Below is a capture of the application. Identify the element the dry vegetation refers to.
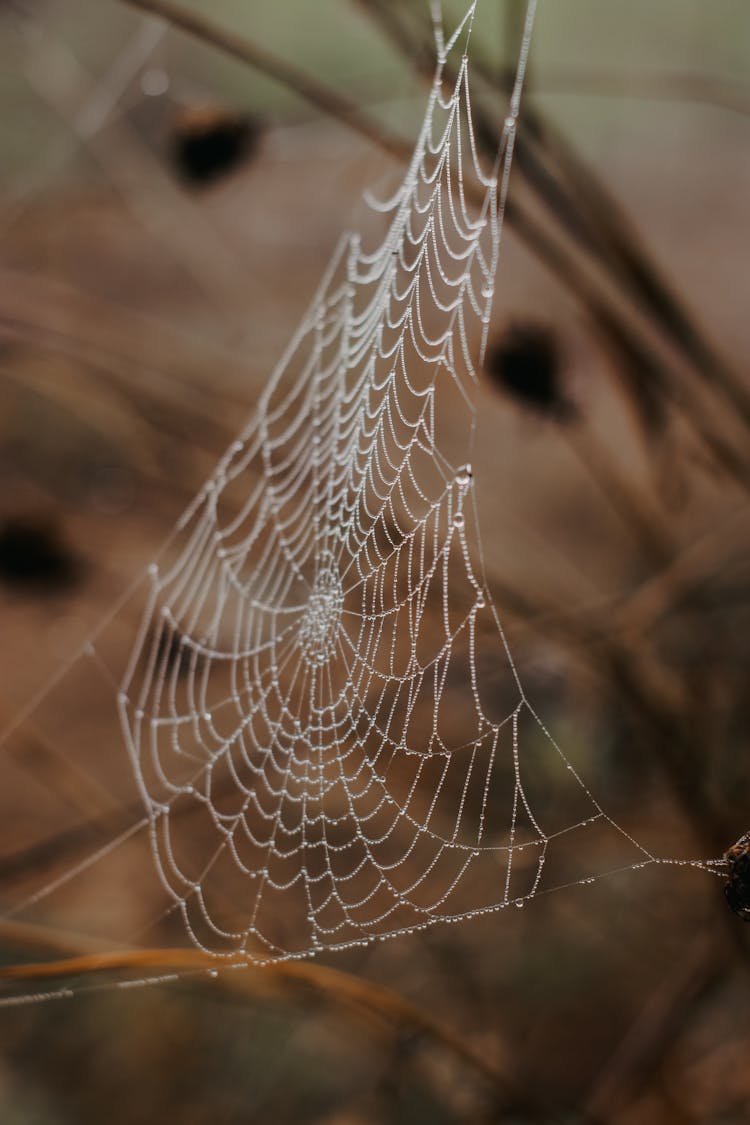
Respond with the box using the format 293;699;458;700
0;1;749;1122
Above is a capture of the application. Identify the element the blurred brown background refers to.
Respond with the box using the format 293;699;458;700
1;1;750;1122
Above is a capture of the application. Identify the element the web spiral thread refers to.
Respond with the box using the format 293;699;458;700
116;2;649;963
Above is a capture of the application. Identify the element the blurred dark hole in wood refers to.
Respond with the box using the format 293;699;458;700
170;104;262;187
0;514;81;594
485;321;577;423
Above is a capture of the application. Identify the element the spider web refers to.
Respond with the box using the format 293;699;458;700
0;0;657;981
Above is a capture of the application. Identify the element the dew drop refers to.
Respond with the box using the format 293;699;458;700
456;464;473;488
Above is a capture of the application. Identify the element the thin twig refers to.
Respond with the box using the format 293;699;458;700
0;939;553;1118
117;0;414;165
515;103;750;435
356;0;750;481
112;0;750;493
431;5;750;438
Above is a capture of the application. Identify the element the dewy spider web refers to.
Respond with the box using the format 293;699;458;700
0;0;664;988
117;0;655;960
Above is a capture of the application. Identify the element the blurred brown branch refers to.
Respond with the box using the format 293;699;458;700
355;0;750;487
108;0;750;497
0;934;564;1121
117;0;414;165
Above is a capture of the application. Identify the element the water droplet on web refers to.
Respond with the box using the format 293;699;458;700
453;512;465;529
